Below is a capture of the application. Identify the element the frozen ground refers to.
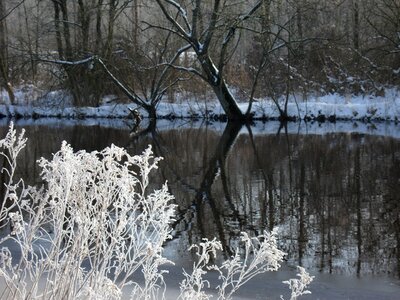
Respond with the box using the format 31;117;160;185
1;85;400;121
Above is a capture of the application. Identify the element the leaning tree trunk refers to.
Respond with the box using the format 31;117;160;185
211;80;244;120
199;54;244;120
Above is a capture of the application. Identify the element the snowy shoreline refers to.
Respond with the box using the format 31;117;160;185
1;85;400;138
1;86;400;122
1;116;400;140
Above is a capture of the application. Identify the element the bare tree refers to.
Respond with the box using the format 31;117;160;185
246;0;304;120
365;0;400;72
152;0;265;120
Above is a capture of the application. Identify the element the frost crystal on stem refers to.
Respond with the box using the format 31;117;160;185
281;266;314;300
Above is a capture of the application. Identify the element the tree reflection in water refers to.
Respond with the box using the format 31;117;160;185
2;121;400;278
144;123;400;278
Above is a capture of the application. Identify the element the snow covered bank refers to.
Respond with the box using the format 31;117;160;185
246;90;400;121
1;85;400;121
0;102;133;119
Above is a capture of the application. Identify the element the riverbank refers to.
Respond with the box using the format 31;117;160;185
1;86;399;122
1;117;400;140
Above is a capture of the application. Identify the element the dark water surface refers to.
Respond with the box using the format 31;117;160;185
1;119;400;299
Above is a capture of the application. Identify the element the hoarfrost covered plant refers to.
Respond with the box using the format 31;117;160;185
216;231;286;300
281;267;315;300
0;123;27;227
179;230;288;300
0;123;175;299
179;238;222;300
0;124;314;300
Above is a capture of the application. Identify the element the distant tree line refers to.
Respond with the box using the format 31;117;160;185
0;0;399;119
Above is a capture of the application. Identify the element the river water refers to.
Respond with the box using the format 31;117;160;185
1;118;400;299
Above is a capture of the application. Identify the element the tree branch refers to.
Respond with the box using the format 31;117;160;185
39;56;147;108
154;0;191;41
0;0;25;22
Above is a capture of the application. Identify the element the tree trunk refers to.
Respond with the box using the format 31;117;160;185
144;103;157;120
105;0;116;58
296;1;304;57
132;0;139;52
353;0;360;50
199;54;244;120
60;0;73;60
58;0;83;106
0;0;15;104
211;80;244;120
23;1;36;80
261;0;271;50
78;0;91;52
53;0;64;58
95;0;103;53
0;57;15;104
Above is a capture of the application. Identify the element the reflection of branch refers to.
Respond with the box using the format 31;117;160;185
246;124;276;231
153;122;243;255
125;118;157;146
149;131;200;241
219;157;246;228
192;122;242;255
194;122;242;201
